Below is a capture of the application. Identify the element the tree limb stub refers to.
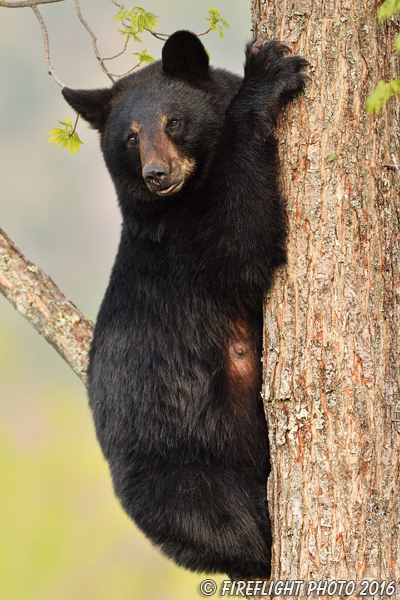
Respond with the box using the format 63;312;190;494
0;228;93;385
1;0;65;7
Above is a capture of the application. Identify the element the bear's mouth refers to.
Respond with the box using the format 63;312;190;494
157;179;184;196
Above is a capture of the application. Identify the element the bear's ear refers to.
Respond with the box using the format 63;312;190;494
62;87;114;132
162;30;209;79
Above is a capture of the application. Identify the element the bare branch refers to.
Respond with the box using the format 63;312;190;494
0;228;93;385
74;0;115;83
110;0;124;9
1;0;65;7
74;0;145;80
31;4;64;87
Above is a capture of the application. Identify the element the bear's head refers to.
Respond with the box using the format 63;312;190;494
62;31;240;206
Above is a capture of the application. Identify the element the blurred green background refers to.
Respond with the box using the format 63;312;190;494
0;1;251;599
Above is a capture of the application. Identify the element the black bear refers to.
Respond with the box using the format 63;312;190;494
62;31;307;579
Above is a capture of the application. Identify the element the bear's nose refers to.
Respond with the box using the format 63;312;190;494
143;164;170;187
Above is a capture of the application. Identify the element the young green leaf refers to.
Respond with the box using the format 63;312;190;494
132;49;156;65
47;118;83;156
366;79;400;115
395;33;400;53
113;6;159;42
112;9;129;23
118;29;142;43
58;117;73;129
205;7;229;39
135;8;159;32
65;132;83;156
377;0;400;21
48;127;69;147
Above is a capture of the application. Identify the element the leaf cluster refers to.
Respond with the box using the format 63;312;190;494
112;6;159;64
131;49;156;65
113;6;159;45
47;118;83;156
206;7;229;40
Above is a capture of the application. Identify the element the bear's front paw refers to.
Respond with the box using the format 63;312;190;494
244;40;309;87
244;39;290;79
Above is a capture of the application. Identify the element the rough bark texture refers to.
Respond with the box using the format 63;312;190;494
0;228;93;384
251;0;400;591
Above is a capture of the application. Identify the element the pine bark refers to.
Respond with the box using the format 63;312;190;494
251;0;400;590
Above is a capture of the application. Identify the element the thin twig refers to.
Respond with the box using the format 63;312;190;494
103;63;141;78
103;37;129;62
110;0;124;8
392;154;400;179
196;27;212;36
31;5;64;87
145;26;213;41
145;28;169;40
1;0;65;7
74;0;115;83
69;114;79;137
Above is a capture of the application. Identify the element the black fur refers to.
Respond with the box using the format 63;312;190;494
62;31;308;578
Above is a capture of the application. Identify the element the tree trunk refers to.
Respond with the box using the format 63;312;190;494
252;0;400;590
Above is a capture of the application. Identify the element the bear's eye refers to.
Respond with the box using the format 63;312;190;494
127;134;138;147
168;118;180;129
